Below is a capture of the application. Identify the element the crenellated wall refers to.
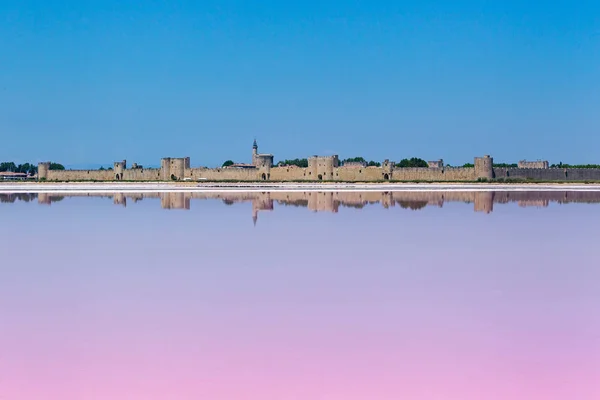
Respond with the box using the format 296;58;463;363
123;168;162;181
188;167;259;181
493;168;600;181
36;148;600;182
390;167;476;181
46;169;114;181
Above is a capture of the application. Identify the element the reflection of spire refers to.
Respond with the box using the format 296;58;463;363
253;213;258;227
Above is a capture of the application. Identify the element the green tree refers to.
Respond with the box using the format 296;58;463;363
342;157;367;164
462;163;475;168
1;162;37;174
397;158;428;168
49;162;65;170
222;160;235;167
549;163;600;169
341;157;381;167
278;158;309;168
0;162;17;172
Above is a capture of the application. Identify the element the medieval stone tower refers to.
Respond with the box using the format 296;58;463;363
114;160;126;180
308;155;339;181
252;140;274;180
161;157;190;180
474;155;494;180
37;162;50;180
382;159;395;180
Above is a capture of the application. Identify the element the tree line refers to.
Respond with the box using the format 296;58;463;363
220;158;600;170
0;162;65;174
550;162;600;169
273;157;430;168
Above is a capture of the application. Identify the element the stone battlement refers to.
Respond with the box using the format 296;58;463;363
36;142;600;183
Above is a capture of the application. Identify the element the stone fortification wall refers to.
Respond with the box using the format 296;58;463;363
123;168;162;181
493;168;600;181
269;166;309;181
46;169;114;181
390;167;476;181
518;160;549;169
37;151;600;182
44;168;162;181
188;167;259;181
336;166;382;181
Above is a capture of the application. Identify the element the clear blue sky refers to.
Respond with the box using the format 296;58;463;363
1;0;599;167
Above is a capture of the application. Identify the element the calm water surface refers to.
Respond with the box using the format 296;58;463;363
1;191;599;400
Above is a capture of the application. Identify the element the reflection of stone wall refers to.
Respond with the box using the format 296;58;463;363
14;191;600;225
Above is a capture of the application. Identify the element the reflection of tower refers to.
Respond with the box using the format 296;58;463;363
113;193;126;207
38;193;51;205
308;192;338;212
381;191;395;208
160;192;191;209
474;192;494;214
251;193;274;226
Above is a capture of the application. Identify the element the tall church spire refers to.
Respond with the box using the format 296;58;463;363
252;139;258;149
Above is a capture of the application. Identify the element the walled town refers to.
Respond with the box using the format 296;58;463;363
33;140;600;183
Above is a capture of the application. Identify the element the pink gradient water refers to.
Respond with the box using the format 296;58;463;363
1;193;599;400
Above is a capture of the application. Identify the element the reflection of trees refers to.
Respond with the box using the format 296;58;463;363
397;200;428;210
277;199;309;207
0;193;38;203
342;203;365;209
222;199;235;205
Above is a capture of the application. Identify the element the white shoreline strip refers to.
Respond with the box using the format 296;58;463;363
2;183;600;193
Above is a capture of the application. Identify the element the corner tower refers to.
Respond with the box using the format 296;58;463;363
474;155;494;180
37;162;50;180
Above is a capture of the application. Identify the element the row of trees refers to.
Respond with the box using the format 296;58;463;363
275;157;429;168
0;162;65;174
222;158;600;170
550;162;600;169
278;158;309;168
396;158;428;168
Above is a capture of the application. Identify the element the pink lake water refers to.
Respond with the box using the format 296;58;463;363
0;191;599;400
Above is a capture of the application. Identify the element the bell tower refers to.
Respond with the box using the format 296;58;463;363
252;139;258;166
